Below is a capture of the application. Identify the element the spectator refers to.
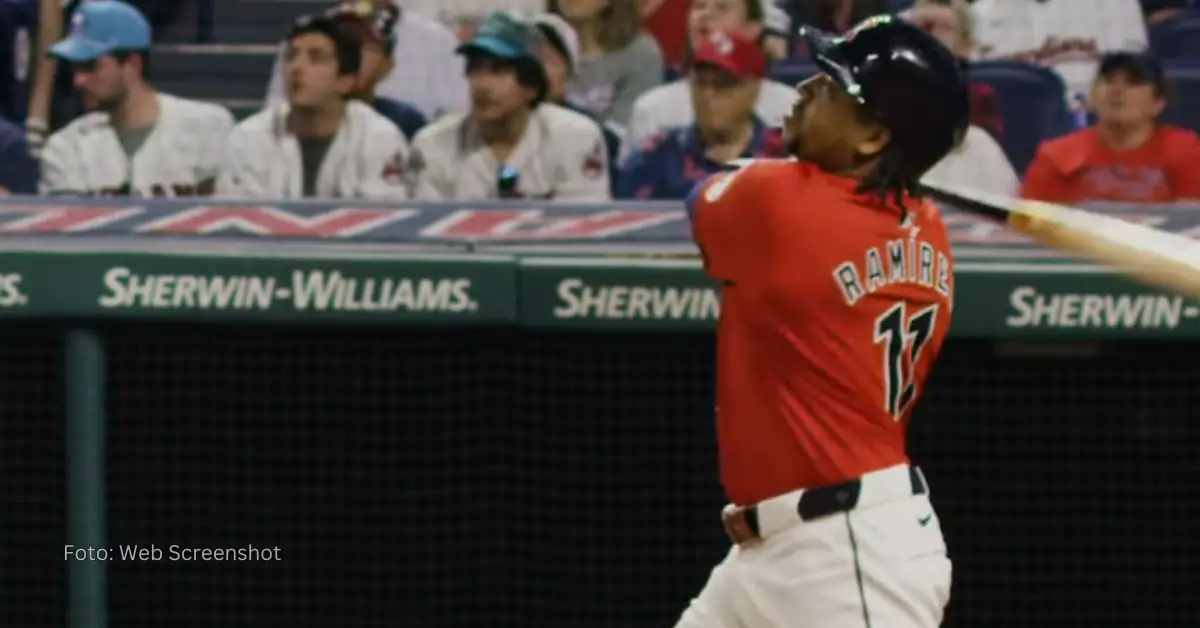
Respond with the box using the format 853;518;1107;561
922;125;1019;196
1021;52;1200;203
218;13;410;199
409;11;610;200
971;0;1148;95
266;1;468;120
329;1;427;141
617;29;783;199
531;12;623;193
0;116;37;194
550;0;664;132
904;0;1004;142
38;0;234;197
625;0;795;158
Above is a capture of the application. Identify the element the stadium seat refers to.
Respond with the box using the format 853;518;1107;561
1149;11;1200;59
149;44;277;102
768;60;817;88
1162;61;1200;134
966;60;1072;173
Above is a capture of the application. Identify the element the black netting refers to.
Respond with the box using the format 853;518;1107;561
98;325;1199;628
0;324;66;628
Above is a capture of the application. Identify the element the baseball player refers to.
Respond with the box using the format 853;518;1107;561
616;29;783;200
409;11;610;201
38;0;235;197
680;15;968;628
217;13;410;200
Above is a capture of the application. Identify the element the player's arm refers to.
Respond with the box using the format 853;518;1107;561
214;125;272;199
26;0;63;155
356;120;411;200
686;163;770;281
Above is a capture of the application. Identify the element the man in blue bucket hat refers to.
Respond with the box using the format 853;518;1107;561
408;11;611;200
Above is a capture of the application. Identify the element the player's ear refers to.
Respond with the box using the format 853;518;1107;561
853;124;891;162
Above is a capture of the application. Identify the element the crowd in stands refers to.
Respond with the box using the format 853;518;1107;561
0;0;1197;203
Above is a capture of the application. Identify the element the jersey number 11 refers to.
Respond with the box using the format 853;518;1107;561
873;302;938;420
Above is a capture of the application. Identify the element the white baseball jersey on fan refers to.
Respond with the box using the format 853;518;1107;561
972;0;1147;94
39;93;234;196
216;100;411;199
922;125;1019;197
622;78;795;160
265;8;469;119
409;103;611;200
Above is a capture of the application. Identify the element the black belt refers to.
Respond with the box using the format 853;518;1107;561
740;466;928;539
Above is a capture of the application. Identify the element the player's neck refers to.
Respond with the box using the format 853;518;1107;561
478;109;532;158
108;86;158;131
1096;121;1155;151
699;119;755;163
288;101;346;138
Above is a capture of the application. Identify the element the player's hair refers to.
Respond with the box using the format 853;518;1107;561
547;0;642;51
110;49;151;75
288;14;363;77
514;57;549;108
855;143;920;222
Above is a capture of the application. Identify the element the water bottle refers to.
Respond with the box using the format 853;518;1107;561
497;165;520;198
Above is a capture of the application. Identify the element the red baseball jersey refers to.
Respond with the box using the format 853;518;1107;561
688;159;954;505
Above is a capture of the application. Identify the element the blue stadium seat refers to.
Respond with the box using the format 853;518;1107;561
966;60;1072;173
1162;60;1200;133
768;60;817;88
1149;11;1200;59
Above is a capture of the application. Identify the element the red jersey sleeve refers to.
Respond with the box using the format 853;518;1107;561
687;164;775;282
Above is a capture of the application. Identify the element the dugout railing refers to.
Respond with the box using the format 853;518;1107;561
1;242;1197;628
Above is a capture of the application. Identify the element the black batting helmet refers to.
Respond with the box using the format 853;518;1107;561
802;15;970;181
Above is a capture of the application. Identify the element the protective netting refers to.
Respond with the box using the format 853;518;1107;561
0;325;65;628
15;322;1200;628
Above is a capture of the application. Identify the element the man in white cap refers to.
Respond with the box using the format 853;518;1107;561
38;0;234;196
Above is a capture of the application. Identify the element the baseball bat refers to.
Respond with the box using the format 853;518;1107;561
919;183;1200;298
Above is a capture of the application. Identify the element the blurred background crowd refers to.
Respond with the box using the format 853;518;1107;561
0;0;1196;203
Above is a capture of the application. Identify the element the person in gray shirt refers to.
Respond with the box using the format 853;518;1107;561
550;0;665;134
